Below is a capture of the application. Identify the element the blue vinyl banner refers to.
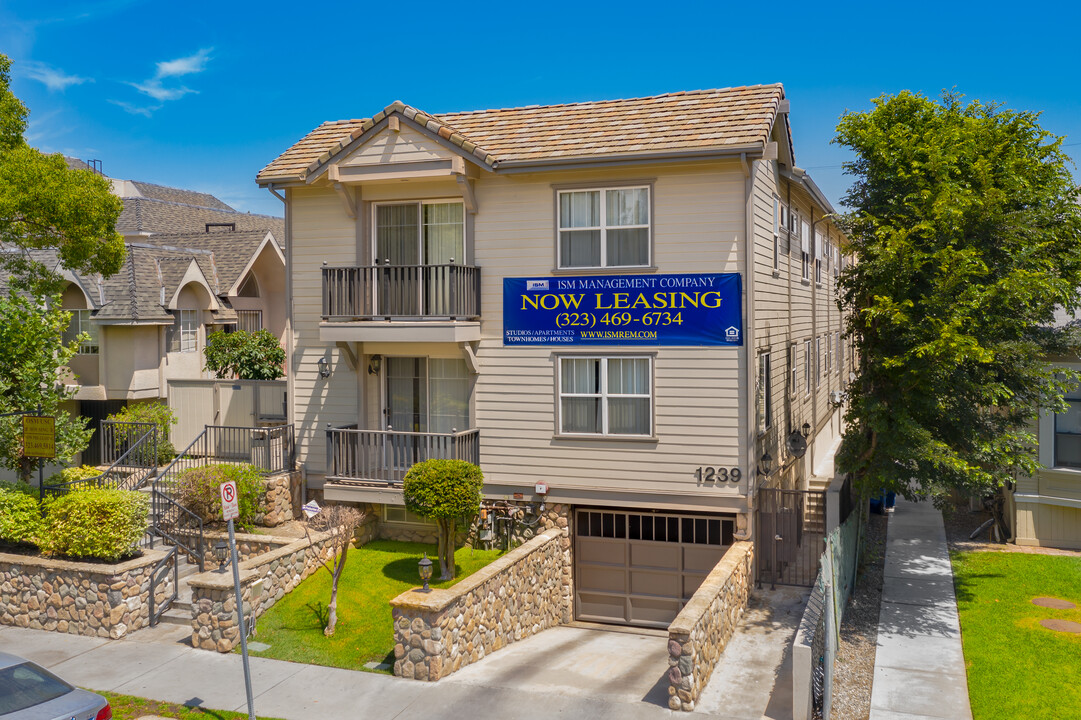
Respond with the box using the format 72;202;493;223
503;272;743;346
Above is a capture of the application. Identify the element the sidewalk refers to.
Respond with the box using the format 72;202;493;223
869;497;973;720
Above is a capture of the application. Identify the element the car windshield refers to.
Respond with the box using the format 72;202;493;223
0;661;73;714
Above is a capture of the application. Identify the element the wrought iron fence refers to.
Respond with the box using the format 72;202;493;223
756;487;827;588
43;422;158;495
322;264;481;320
326;424;480;485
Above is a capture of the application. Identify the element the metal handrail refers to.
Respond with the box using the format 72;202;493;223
148;487;205;571
322;263;481;320
43;425;158;495
326;425;479;485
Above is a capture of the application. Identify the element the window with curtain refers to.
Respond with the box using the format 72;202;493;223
375;201;464;265
804;339;812;396
63;309;99;354
757;352;772;434
237;310;262;333
559;356;651;436
1055;386;1081;468
428;358;471;433
557;187;650;268
384;356;471;434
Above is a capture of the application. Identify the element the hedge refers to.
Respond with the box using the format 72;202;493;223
38;488;149;562
177;463;266;530
44;465;103;488
0;481;43;546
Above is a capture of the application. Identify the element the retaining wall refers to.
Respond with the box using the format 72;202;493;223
0;549;173;639
666;541;754;712
389;527;568;681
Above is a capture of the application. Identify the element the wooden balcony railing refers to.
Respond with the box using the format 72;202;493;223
326;425;480;485
322;264;481;320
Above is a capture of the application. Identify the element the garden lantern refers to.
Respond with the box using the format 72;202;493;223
758;451;773;477
417;553;433;593
214;541;229;573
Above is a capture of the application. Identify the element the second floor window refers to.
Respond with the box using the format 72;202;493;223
800;218;811;281
169;309;199;353
559;356;651;436
558;187;650;269
375;201;464;266
757;352;772;433
236;310;262;333
804;339;812;396
64;309;99;355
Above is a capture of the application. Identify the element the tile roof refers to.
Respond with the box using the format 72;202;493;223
257;85;786;183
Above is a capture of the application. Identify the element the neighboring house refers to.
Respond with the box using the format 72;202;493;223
257;85;850;628
1009;311;1081;549
4;163;286;466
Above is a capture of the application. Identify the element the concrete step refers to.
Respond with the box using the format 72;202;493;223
156;607;191;627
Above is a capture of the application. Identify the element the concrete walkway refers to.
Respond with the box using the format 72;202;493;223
0;587;803;720
869;497;973;720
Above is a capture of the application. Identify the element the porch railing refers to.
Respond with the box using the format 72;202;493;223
156;424;296;488
322;264;481;320
326;424;480;485
43;421;158;495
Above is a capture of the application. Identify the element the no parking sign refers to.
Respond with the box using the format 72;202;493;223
220;481;239;521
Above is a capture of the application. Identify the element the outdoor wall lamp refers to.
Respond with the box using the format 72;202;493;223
417;553;433;593
317;356;331;379
757;451;773;477
801;422;812;438
367;354;382;376
214;541;229;573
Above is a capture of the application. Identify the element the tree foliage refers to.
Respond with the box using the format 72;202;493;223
107;401;178;465
834;91;1081;507
403;459;483;580
0;55;125;293
0;291;92;480
203;329;285;380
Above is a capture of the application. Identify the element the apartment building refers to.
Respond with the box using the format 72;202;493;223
258;85;849;627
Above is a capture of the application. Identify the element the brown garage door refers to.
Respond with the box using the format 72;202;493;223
574;508;735;628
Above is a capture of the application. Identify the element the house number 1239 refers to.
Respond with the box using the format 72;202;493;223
694;467;741;483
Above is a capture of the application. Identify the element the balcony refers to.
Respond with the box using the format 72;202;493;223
320;264;481;343
325;425;480;486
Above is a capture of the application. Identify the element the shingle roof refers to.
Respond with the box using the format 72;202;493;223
257;85;786;183
126;181;233;210
116;198;284;238
139;229;280;293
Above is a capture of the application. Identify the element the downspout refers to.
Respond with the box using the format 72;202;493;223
737;151;756;542
266;183;285;204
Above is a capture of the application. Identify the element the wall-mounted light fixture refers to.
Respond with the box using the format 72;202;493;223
757;451;773;477
829;390;846;408
367;354;382;376
317;356;331;379
801;422;812;439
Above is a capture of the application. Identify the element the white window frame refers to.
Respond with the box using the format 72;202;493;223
236;309;262;333
371;198;467;265
557;355;653;437
804;339;812;396
799;217;811;282
556;186;652;269
757;351;772;434
772;196;781;273
816;336;823;386
178;309;198;353
789;343;798;398
68;309;99;355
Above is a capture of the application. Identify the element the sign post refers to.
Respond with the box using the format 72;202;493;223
23;410;54;499
221;480;255;720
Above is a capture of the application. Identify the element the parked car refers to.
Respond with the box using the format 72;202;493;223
0;651;111;720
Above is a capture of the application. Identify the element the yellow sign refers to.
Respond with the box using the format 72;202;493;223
23;416;56;459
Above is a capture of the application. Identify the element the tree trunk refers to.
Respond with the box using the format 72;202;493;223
438;518;456;580
325;542;349;636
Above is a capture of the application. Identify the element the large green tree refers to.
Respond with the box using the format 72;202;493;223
203;329;286;380
0;55;125;294
834;91;1081;517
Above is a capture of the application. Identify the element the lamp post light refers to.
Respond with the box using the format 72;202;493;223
214;541;229;573
417;553;433;593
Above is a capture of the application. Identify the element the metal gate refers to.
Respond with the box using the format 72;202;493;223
756;488;826;587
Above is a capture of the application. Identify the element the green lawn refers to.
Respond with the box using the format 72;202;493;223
100;691;283;720
952;551;1081;719
246;539;502;672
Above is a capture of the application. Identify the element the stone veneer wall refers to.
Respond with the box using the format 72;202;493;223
258;470;301;527
0;549;173;639
200;532;291;568
188;527;339;652
666;541;754;712
389;527;567;681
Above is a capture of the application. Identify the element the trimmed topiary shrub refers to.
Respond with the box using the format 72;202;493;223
403;459;483;580
177;463;266;530
0;481;43;546
38;488;148;562
44;465;102;488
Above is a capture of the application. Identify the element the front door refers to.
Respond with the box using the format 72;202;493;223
383;357;471;472
374;202;465;316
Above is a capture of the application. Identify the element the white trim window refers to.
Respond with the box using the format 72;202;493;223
839;333;845;373
557;187;650;268
1055;386;1081;468
772;196;782;272
816;336;823;386
236;310;262;333
64;309;99;355
800;217;811;281
789;343;798;398
825;333;833;375
815;231;824;285
804;339;812;396
169;309;199;353
559;356;651;436
757;352;772;434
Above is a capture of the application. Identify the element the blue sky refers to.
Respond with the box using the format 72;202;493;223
2;0;1079;218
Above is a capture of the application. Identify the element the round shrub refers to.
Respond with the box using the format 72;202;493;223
44;465;102;488
38;488;148;562
0;481;43;546
403;459;484;522
177;463;266;530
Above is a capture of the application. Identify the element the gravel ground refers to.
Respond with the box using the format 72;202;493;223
830;511;888;720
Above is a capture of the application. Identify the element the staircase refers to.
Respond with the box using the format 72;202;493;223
154;552;201;627
805;475;830;533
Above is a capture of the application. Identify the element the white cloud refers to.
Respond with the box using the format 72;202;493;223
22;61;92;92
154;48;212;79
128;79;195;102
109;99;159;118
